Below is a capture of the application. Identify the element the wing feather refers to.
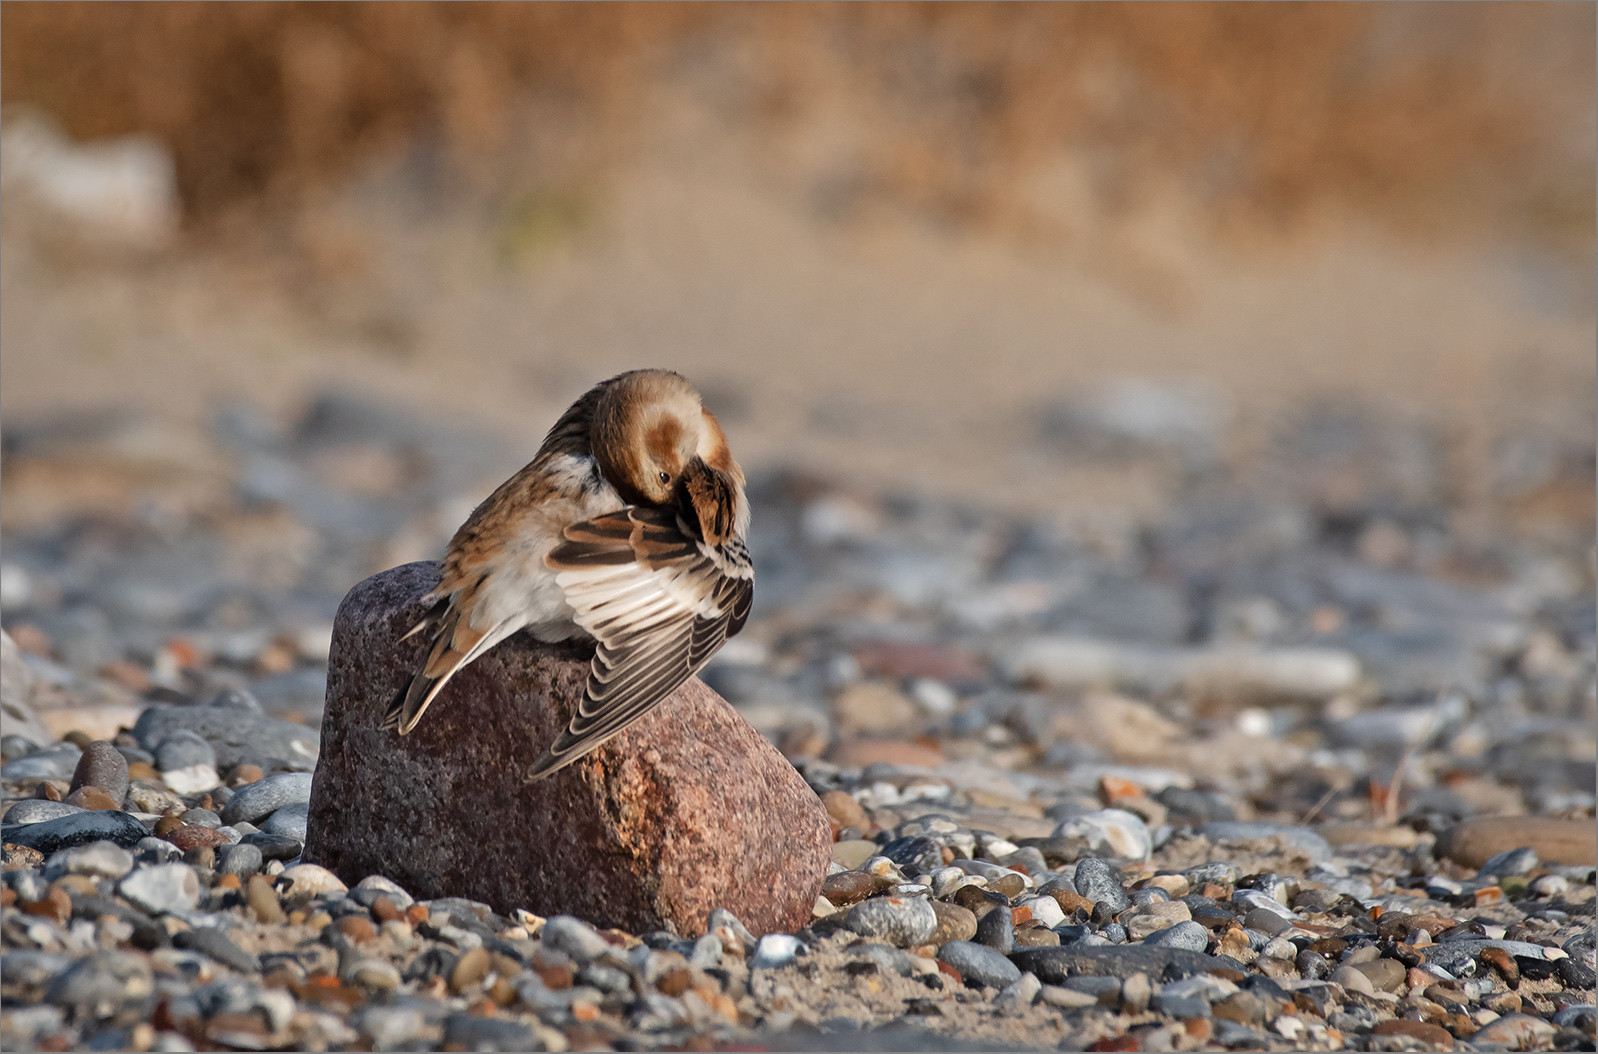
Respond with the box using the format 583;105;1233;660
524;505;752;781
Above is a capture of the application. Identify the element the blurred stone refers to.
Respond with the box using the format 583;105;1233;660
1437;816;1596;869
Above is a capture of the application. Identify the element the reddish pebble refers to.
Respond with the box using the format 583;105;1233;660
63;787;120;811
166;824;230;851
371;896;403;923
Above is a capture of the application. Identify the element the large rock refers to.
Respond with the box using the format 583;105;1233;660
302;562;831;938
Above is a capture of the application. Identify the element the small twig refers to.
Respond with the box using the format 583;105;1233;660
1298;782;1343;828
1382;689;1448;827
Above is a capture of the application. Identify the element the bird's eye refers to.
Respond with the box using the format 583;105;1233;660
658;471;670;484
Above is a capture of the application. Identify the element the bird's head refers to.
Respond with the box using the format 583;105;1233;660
592;369;748;544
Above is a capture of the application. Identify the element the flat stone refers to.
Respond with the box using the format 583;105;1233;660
1011;945;1235;983
3;800;84;825
220;772;314;826
1436;816;1597;869
240;832;302;860
1;809;150;853
154;730;215;772
1329;964;1375;995
173;927;260;973
118;862;201;915
69;741;129;803
938;940;1021;989
1373;1020;1455;1049
1472;1013;1556;1049
301;562;832;937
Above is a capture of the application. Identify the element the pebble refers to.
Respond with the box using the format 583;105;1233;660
353;874;414;908
541;915;613;963
246;874;286;924
1478;845;1539;878
1072;858;1130;912
172;927;260;973
216;842;264;877
44;951;154;1014
2;743;82;782
996;970;1042;1007
218;772;314;826
937;940;1021;989
3;809;151;852
974;904;1013;953
1053;808;1151;860
4;799;84;825
1143;920;1210;952
1437;816;1598;869
751;933;803;969
67;741;129;803
1472;1013;1557;1048
831;839;878;869
928;900;977;945
1197;822;1332;861
62;786;120;810
132;692;319;773
240;831;302;860
44;839;133;880
845;895;938;947
117;862;201;915
256;801;310;840
278;863;346;900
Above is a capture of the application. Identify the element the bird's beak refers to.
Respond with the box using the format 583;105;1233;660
676;457;737;545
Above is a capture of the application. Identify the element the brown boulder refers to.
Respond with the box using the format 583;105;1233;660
302;562;831;937
1435;815;1597;869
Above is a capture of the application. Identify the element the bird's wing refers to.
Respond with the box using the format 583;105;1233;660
525;505;753;781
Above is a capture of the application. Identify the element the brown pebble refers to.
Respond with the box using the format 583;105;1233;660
196;794;214;812
657;966;692;996
1013;925;1060;947
370;895;403;924
167;824;229;851
1373;1020;1454;1049
490;953;522;979
214;873;241;891
248;875;286;925
1200;882;1230;900
990;874;1026;899
491;977;518;1005
126;762;160;780
1483;990;1521;1014
63;731;93;750
33;782;61;802
1048;888;1096;917
20;887;72;923
154;815;185;838
821;790;868;832
334;916;376;943
63;786;120;811
820;870;876;907
229;764;265;787
952;884;1006;918
929;900;977;945
450;947;492;992
3;844;44;871
536;962;573;990
184;846;216;870
1480;947;1519;988
1310;937;1347;959
0;888;13;908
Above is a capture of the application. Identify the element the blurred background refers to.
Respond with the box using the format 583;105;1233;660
1;3;1593;823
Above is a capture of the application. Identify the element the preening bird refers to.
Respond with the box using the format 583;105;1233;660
381;369;753;781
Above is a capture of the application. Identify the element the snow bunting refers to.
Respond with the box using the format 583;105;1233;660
381;369;753;781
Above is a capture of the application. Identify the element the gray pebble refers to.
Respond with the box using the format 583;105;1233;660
1;743;82;782
173;927;260;973
216;842;263;877
1142;920;1209;952
1073;858;1129;912
937;940;1021;989
3;799;85;825
845;895;937;947
1196;822;1331;862
975;904;1013;953
69;741;129;802
118;862;201;915
1479;846;1538;879
219;772;314;826
540;915;612;963
44;839;133;880
155;730;215;772
45;952;154;1013
257;802;309;841
353;874;414;909
848;942;915;977
181;808;221;829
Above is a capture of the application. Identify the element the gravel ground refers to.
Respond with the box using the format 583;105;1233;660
2;387;1594;1052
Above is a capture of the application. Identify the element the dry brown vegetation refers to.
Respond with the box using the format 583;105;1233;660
3;1;1592;241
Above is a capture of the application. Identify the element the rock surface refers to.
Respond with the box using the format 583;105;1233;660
302;561;832;937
